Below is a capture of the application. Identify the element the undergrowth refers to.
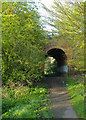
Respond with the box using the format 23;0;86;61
66;74;84;119
1;83;53;119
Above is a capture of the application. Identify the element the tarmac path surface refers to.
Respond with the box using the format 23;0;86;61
43;76;79;119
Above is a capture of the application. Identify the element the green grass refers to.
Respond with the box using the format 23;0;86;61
2;83;53;119
66;75;84;118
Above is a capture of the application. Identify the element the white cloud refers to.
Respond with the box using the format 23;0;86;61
41;0;54;8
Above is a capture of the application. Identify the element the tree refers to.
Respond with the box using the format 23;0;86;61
42;0;84;71
2;2;47;86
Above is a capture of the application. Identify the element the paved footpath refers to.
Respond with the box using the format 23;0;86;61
44;76;79;119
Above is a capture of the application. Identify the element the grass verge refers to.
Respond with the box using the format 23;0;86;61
66;74;84;119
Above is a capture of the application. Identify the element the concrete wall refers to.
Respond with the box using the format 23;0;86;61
57;65;68;73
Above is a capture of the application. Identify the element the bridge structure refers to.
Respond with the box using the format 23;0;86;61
43;39;73;74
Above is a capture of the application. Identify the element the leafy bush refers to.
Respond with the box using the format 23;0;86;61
2;85;53;118
44;57;57;75
2;2;47;86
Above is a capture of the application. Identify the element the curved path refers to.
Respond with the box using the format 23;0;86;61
44;76;79;118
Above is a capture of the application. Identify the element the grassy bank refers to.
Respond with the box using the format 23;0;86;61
1;83;53;119
66;74;84;118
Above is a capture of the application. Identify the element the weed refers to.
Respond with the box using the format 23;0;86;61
2;84;53;118
66;75;84;118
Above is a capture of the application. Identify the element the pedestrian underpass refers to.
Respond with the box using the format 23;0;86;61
44;48;68;76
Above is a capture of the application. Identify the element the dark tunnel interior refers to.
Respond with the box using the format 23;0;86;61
47;48;67;67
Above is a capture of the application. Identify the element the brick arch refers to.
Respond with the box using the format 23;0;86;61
45;40;68;74
43;39;74;74
44;40;67;54
44;44;69;75
44;39;68;62
47;48;67;65
45;46;67;54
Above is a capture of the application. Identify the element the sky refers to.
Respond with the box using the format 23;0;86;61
35;0;55;32
35;0;54;8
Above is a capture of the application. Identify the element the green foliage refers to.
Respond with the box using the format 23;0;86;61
2;85;53;118
66;75;84;118
44;57;57;75
2;2;48;85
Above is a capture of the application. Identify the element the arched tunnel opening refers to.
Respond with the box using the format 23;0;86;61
44;48;68;76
